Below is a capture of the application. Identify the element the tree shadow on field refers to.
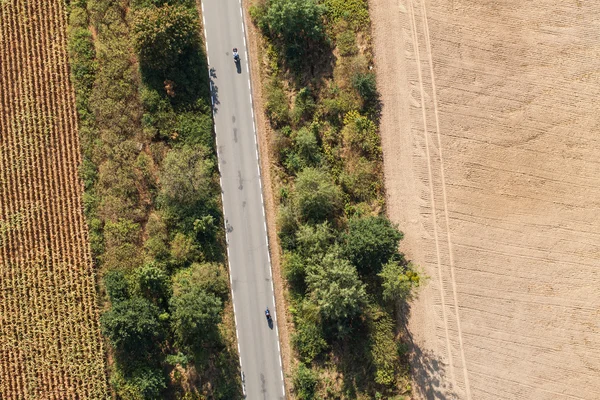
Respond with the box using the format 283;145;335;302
399;301;459;400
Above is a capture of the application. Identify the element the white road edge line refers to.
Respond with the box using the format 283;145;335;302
207;0;288;395
239;7;288;394
207;59;246;396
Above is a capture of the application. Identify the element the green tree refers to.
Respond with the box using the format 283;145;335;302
352;71;378;105
170;286;223;349
170;232;200;266
158;145;214;211
135;263;171;304
343;215;403;275
306;251;367;329
277;204;299;250
100;297;164;354
132;4;200;71
295;221;335;262
282;251;307;292
378;261;421;302
110;364;167;400
294;126;321;167
104;270;130;303
293;363;318;400
293;168;343;223
252;0;327;70
292;319;327;363
173;262;229;302
342;110;380;158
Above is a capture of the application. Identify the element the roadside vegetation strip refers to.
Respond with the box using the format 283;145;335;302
248;0;422;398
66;0;241;398
0;0;109;398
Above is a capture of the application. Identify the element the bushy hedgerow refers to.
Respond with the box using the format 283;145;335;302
250;0;421;396
67;0;236;397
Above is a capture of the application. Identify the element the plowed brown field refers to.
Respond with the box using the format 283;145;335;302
0;1;108;398
370;0;600;399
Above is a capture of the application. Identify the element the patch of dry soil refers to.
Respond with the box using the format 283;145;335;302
370;0;600;399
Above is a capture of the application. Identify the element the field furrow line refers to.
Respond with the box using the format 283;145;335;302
19;25;60;400
3;3;44;395
405;0;458;391
0;7;23;397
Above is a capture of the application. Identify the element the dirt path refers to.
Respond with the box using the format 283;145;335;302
370;0;600;399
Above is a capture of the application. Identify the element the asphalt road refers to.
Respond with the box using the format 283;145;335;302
200;1;286;398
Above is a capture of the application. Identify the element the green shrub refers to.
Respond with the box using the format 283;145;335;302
339;156;379;201
282;251;307;292
173;262;229;302
323;0;370;30
342;215;403;276
176;111;214;147
143;212;170;260
284;150;304;175
170;232;200;266
370;312;397;387
378;261;421;302
342;110;380;158
100;297;164;354
132;4;200;71
319;88;359;125
292;320;327;362
293;363;318;400
252;0;327;72
294;126;321;168
135;263;171;303
170;285;223;350
277;205;298;250
68;5;88;27
292;87;316;125
336;30;358;57
104;269;130;303
102;243;144;271
82;190;100;216
352;71;378;105
104;219;140;249
157;144;214;212
110;364;167;400
293;168;343;223
295;222;335;262
68;27;96;96
79;157;98;190
306;251;367;333
88;217;105;258
265;78;290;127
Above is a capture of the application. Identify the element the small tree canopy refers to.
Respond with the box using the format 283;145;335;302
343;215;403;275
293;168;343;223
169;286;223;349
378;261;421;302
158;145;214;211
100;297;164;354
135;263;171;304
306;251;367;328
295;222;335;262
104;270;130;303
172;262;229;302
132;4;200;71
252;0;327;71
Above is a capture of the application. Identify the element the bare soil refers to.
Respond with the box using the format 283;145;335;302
370;0;600;399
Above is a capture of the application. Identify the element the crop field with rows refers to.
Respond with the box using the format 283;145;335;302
0;0;108;398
